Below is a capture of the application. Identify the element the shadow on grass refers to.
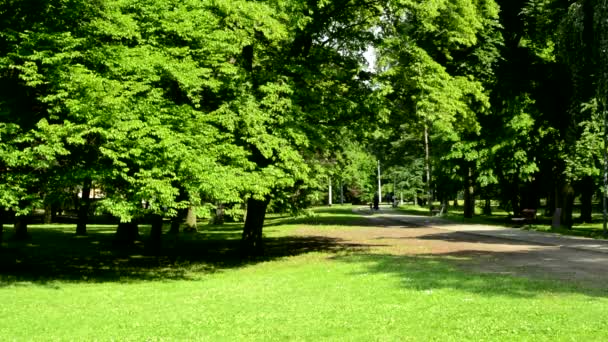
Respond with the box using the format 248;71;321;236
0;223;366;286
331;252;608;298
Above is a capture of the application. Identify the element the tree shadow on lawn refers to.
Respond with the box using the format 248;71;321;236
0;223;367;286
330;252;608;299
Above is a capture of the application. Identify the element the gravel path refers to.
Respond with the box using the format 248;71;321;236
295;207;608;289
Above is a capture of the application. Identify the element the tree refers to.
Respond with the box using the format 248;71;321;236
376;0;501;217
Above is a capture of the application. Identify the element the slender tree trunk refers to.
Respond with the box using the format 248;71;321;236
424;124;431;209
453;197;459;207
169;215;182;234
43;202;52;224
241;197;269;256
377;160;382;203
213;203;225;225
561;183;575;229
510;175;521;216
184;205;197;232
115;221;139;245
483;198;492;215
0;208;4;247
76;179;92;235
604;103;608;236
463;167;474;219
148;214;163;251
328;177;333;206
13;215;30;240
546;187;556;217
579;176;594;223
169;207;187;234
340;180;344;205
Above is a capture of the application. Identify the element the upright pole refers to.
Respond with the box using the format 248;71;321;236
377;160;382;203
328;177;333;206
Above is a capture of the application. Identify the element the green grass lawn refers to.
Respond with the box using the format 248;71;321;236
2;206;608;340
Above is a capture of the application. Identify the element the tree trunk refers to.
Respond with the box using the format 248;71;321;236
13;215;30;240
148;214;163;251
0;208;4;247
483;198;492;215
424;124;432;209
328;177;333;206
463;167;475;219
241;197;269;256
212;203;225;225
114;221;139;245
579;176;594;223
560;183;575;229
340;180;344;205
453;197;459;207
377;160;382;203
43;203;53;224
442;197;449;214
545;187;557;217
76;179;92;235
184;205;197;232
169;209;184;234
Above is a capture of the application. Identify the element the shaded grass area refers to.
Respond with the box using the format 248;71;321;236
0;220;360;285
2;206;608;340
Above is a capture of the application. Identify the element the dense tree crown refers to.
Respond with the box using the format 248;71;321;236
1;0;607;251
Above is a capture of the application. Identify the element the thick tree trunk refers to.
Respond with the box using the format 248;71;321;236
184;205;197;232
463;167;475;219
579;176;594;223
560;184;575;229
241;197;269;256
148;214;163;251
76;179;92;235
13;216;30;240
115;221;139;245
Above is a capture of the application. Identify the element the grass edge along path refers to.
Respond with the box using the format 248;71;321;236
394;203;608;240
1;206;608;340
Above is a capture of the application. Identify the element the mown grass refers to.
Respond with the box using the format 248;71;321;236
2;206;608;340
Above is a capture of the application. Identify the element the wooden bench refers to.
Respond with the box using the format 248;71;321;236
512;209;536;228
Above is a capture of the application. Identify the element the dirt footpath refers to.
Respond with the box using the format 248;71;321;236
295;215;608;289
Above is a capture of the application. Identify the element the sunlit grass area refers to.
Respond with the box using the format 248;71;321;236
2;206;608;340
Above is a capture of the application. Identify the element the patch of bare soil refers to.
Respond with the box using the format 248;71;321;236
294;217;608;289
